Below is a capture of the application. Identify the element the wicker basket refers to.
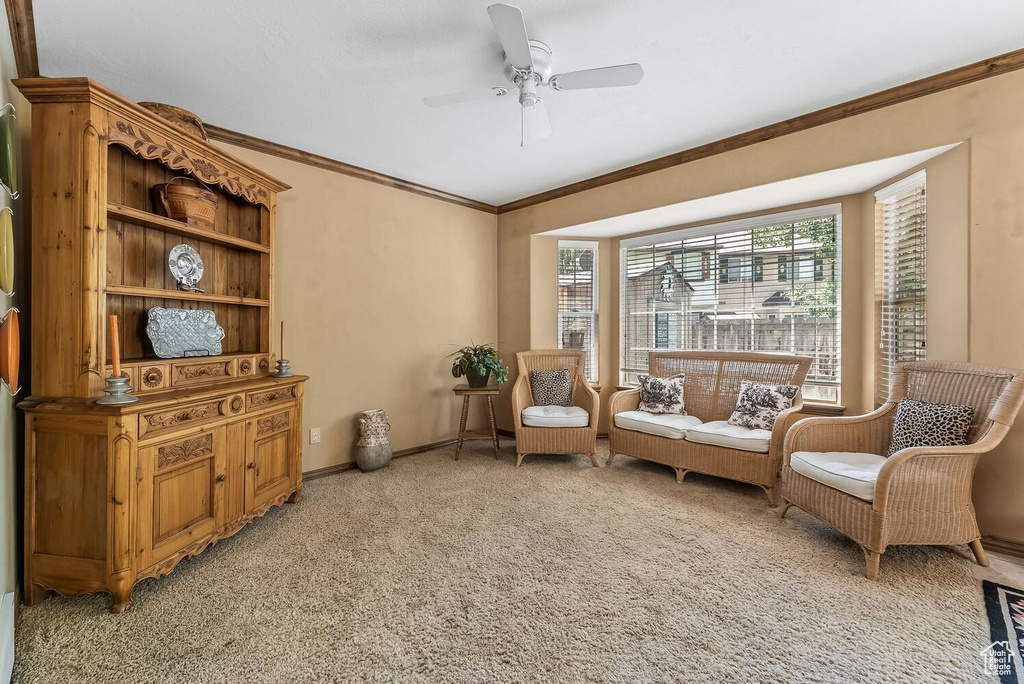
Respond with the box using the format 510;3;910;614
152;177;219;229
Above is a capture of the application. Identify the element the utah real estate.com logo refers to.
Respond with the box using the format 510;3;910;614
981;640;1017;677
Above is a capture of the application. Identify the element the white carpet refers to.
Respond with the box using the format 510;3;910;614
15;441;993;682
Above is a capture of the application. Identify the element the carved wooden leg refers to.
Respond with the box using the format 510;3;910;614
970;538;990;567
587;452;600;468
760;485;777;506
863;548;881;581
674;468;688;483
486;396;499;459
455;395;470;461
606;452;617;466
516;453;526;468
25;584;50;606
109;579;134;614
287;485;303;504
776;501;792;519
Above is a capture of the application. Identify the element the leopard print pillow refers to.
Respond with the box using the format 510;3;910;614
887;398;975;456
530;369;572;407
727;380;799;430
638;374;687;414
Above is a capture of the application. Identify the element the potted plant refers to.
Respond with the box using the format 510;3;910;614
447;342;509;388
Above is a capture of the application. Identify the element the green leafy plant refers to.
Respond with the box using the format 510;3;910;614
446;342;509;385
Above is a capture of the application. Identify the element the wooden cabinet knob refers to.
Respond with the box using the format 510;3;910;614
215;473;226;483
247;462;256;469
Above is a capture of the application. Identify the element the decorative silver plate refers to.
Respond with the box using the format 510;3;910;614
168;243;204;291
146;307;225;358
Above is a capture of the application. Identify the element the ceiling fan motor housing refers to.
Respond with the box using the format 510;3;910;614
503;40;553;85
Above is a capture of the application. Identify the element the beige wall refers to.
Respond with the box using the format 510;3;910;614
218;142;498;472
497;69;1024;543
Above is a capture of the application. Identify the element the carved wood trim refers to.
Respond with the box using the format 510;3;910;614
171;360;233;385
247;386;295;409
141;366;164;389
157;433;214;469
108;114;274;208
143;400;223;436
238;358;253;376
136;487;295;583
256;412;289;437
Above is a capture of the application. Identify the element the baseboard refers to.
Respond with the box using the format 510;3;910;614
984;535;1024;560
302;438;459;481
0;592;14;684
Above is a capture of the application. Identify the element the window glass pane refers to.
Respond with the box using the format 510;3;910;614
558;242;598;381
620;210;841;401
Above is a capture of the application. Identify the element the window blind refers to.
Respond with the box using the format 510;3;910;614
875;171;926;406
620;206;841;402
558;241;598;382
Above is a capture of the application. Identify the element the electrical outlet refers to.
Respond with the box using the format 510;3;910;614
309;428;321;444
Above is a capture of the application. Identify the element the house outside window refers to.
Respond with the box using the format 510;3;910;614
621;205;842;402
558;241;598;382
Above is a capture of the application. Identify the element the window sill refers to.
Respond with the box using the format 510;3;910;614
799;402;847;417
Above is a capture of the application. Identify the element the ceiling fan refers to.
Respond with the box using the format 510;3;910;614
423;3;644;144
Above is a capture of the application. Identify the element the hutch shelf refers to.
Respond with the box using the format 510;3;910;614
16;77;307;613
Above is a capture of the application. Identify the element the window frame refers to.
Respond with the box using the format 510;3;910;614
557;240;599;383
619;204;842;402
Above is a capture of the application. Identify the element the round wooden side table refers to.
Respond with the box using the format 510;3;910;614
452;384;500;460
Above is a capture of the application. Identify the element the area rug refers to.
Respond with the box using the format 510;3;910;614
15;442;996;682
984;580;1024;682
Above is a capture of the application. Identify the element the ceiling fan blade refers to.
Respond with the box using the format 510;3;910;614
524;100;551;140
550;63;644;91
487;3;534;71
423;86;509;108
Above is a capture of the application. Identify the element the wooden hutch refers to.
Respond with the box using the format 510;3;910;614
16;78;307;612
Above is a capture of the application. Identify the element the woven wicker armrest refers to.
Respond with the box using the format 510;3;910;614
571;374;600;428
511;375;531;430
783;403;897;465
767;397;804;467
872;427;1008;513
609;388;641;417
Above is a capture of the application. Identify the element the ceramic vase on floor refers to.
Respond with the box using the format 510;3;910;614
355;409;392;472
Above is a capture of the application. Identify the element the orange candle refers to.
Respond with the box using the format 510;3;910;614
109;314;121;378
280;320;285;359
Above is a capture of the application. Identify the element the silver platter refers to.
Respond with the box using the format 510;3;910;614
168;243;204;291
146;307;225;358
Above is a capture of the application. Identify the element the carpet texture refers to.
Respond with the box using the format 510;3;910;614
16;442;993;682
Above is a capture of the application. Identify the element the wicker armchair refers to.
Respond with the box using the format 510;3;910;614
608;351;811;504
779;361;1024;580
512;350;600;468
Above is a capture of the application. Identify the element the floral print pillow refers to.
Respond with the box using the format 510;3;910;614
638;374;687;415
727;380;799;430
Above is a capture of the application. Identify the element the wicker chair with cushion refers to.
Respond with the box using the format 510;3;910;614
512;350;600;468
779;361;1024;580
608;351;811;504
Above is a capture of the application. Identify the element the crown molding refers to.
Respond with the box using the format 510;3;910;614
495;45;1024;214
4;0;38;77
204;125;498;215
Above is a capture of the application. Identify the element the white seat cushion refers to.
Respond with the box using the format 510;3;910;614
521;405;590;428
789;451;887;502
613;410;703;440
683;420;772;453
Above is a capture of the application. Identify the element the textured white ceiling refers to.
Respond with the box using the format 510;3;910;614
33;1;1024;205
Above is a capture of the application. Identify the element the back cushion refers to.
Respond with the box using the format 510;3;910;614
530;369;572;407
888;398;975;456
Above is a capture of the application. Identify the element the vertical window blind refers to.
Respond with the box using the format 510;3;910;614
620;205;841;402
558;241;598;382
875;171;927;406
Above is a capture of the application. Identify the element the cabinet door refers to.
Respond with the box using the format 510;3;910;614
245;408;297;512
137;428;226;570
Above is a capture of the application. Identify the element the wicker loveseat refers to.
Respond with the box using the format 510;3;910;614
779;361;1024;579
608;351;811;504
511;350;600;468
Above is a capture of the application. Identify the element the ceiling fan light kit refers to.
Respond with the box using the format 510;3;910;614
423;3;644;145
